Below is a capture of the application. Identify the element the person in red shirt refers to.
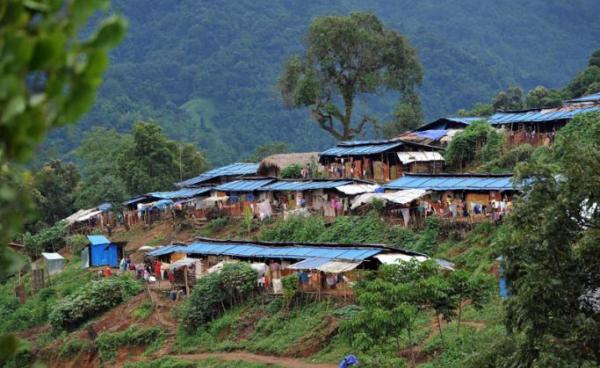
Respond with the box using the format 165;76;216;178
154;260;162;284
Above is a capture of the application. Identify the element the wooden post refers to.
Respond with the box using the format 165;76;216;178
184;265;190;296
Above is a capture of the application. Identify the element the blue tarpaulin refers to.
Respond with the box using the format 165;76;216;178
147;240;383;262
147;187;211;200
489;107;600;125
384;174;516;191
415;130;448;140
320;142;403;157
567;92;600;103
259;180;352;191
85;235;121;267
215;179;273;192
176;163;259;187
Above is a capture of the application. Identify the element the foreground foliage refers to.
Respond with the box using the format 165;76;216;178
341;260;492;366
497;112;600;366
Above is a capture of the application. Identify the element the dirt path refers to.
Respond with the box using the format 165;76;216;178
145;352;338;368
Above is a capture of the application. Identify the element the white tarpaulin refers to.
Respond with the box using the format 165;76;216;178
169;258;196;270
336;184;381;195
257;200;272;220
375;253;428;264
204;196;229;203
63;208;101;225
287;258;361;273
397;151;445;164
375;254;455;271
317;260;361;273
207;260;237;274
351;189;428;210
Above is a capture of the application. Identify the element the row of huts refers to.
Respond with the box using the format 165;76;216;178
64;91;600;230
144;237;452;296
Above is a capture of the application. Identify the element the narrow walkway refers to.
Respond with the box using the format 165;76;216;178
128;352;338;368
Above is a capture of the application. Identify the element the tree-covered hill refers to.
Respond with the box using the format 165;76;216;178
45;0;600;164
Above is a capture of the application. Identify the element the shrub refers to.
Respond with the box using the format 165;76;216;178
133;301;153;320
413;216;441;253
96;326;163;363
49;275;143;331
20;221;67;258
260;215;325;242
183;263;256;332
58;338;93;358
281;274;299;307
66;234;89;254
445;121;503;170
280;163;302;178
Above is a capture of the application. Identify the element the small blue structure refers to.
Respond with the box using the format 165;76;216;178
84;235;123;268
339;354;359;367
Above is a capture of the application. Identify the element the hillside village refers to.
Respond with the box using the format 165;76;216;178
2;90;598;367
2;2;600;368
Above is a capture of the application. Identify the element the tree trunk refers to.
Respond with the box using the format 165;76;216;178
437;314;445;348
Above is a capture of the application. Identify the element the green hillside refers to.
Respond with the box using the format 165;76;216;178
43;0;600;164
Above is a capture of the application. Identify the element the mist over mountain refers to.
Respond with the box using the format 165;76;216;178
45;0;600;164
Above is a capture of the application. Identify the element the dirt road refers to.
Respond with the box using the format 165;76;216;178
121;351;338;368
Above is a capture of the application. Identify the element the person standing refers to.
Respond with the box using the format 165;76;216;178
154;260;162;284
119;256;127;274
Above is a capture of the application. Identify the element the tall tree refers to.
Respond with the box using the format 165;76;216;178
31;160;80;229
492;86;524;112
524;86;563;109
278;12;423;141
563;49;600;98
0;0;126;359
116;122;208;195
499;112;600;366
383;92;424;138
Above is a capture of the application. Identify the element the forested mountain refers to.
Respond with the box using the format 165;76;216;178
44;0;600;165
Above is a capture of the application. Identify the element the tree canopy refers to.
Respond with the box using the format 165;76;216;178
116;122;207;194
0;0;126;359
498;112;600;366
31;161;80;230
278;12;423;141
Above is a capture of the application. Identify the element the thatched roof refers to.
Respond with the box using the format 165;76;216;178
258;152;320;175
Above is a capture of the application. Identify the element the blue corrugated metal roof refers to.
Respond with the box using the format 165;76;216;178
568;92;600;103
87;235;110;246
148;187;211;199
176;163;259;187
320;142;403;157
446;116;485;124
489;107;600;125
416;117;486;131
147;244;185;257
384;174;516;191
124;196;148;206
148;240;383;261
416;130;447;140
259;180;352;191
214;179;273;192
